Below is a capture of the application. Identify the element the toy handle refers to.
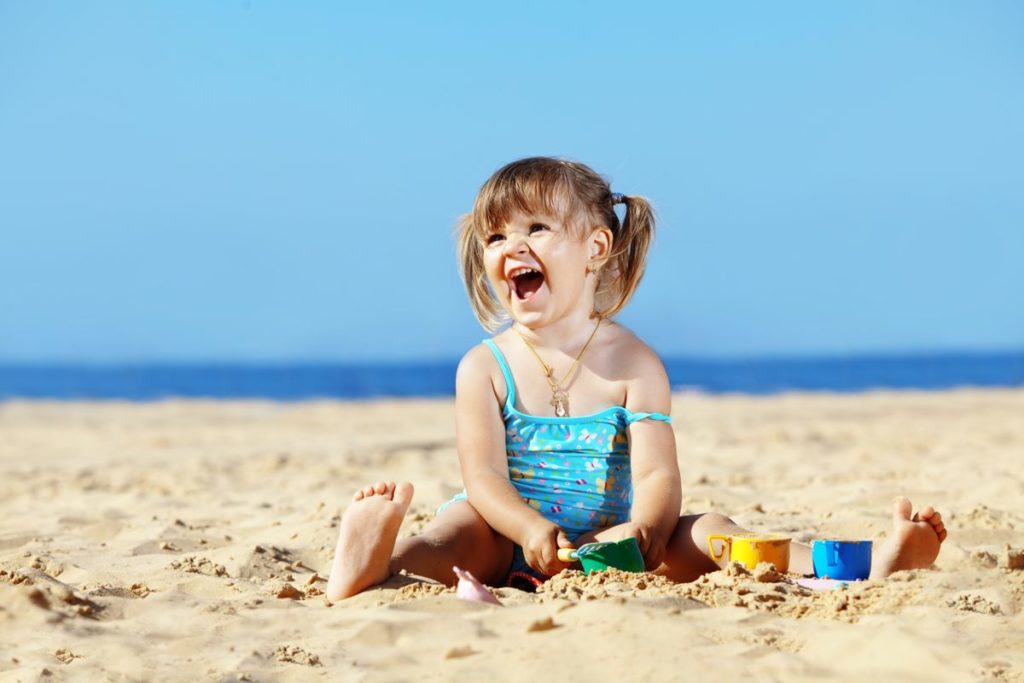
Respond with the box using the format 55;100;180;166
557;548;579;563
707;535;730;562
830;543;839;567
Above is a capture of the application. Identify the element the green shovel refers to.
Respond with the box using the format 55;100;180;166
557;537;646;575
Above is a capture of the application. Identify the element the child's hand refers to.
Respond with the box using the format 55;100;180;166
601;521;668;571
634;523;668;571
522;519;572;576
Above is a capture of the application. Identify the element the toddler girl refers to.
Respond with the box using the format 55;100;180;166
326;157;946;601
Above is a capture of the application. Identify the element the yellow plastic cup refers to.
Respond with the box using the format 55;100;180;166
707;533;791;572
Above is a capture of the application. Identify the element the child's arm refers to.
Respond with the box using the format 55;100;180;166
454;345;571;576
621;343;681;569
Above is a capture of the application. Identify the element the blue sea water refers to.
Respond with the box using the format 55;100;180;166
0;352;1021;400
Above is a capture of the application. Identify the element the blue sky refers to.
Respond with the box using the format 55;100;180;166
1;2;1021;362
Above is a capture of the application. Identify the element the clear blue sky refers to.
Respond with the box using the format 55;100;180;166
1;2;1021;362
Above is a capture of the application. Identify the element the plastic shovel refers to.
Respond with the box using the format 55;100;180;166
556;537;645;575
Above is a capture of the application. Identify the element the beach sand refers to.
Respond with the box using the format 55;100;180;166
1;389;1022;682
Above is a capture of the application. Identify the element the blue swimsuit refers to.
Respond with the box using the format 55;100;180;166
439;339;672;580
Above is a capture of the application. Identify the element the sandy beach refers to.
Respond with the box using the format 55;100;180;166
1;388;1022;682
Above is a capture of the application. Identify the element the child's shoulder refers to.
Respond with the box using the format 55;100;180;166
454;339;505;395
456;339;496;377
600;322;671;410
457;339;499;371
599;321;666;377
454;341;514;417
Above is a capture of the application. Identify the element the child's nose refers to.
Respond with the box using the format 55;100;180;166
502;232;529;256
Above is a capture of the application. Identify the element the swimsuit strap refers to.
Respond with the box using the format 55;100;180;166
481;339;672;424
482;339;516;410
625;411;673;425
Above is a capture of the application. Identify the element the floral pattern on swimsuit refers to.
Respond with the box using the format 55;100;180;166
488;339;671;539
506;411;634;536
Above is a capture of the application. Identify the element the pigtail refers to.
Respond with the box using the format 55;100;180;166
456;213;507;332
596;194;655;318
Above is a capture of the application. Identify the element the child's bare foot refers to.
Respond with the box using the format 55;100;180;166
870;497;947;578
325;480;414;601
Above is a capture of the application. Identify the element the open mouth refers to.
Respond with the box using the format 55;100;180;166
509;267;545;301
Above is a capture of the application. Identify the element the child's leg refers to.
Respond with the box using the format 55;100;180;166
657;497;946;582
390;500;514;586
656;511;756;582
325;481;512;601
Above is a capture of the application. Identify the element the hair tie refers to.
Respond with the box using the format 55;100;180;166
611;192;626;205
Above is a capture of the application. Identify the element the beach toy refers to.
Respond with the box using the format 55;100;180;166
812;539;872;581
556;537;645;575
707;533;791;572
453;566;502;605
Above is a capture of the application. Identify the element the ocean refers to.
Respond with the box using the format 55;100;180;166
1;351;1021;400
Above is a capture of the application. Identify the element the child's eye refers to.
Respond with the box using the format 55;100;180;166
486;233;505;245
529;223;550;234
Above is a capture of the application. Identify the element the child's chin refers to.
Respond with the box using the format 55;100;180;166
510;306;547;327
509;289;548;314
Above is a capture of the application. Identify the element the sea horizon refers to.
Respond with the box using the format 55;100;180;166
1;349;1021;401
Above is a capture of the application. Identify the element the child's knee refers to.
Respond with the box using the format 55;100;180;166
692;511;737;536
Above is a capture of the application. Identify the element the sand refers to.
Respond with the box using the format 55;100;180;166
1;389;1022;682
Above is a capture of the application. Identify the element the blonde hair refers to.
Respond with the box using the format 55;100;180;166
457;157;656;331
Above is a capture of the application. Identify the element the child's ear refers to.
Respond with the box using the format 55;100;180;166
588;226;613;266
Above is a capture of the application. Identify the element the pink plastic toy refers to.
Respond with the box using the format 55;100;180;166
453;566;502;606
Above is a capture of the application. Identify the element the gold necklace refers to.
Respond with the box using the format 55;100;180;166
514;316;602;417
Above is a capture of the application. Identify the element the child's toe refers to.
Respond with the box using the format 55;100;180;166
372;481;388;495
893;497;914;522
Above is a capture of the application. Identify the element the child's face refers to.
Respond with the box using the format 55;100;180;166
482;210;608;328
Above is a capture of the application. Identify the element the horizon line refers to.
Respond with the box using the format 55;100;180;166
1;347;1022;368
